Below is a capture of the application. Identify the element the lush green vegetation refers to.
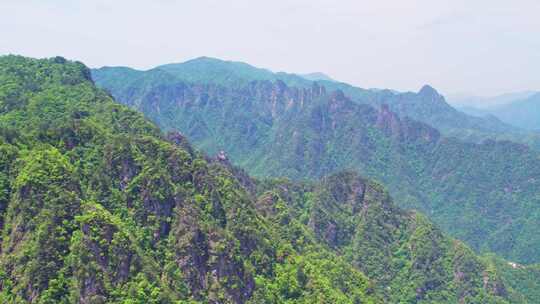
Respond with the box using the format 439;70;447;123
256;173;513;303
0;55;381;303
6;54;540;304
93;61;540;265
1;56;536;303
484;255;540;303
92;57;540;151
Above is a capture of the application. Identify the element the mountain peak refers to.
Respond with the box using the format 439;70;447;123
418;84;439;96
300;72;335;82
153;56;277;86
186;56;226;64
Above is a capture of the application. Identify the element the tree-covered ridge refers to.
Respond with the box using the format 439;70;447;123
92;56;540;151
91;57;372;107
362;85;540;151
92;69;540;265
484;256;540;304
0;55;533;303
0;55;384;303
256;172;512;303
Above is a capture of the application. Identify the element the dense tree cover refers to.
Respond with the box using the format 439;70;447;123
364;85;540;151
93;63;540;265
484;255;540;303
0;55;381;303
0;55;536;303
92;57;540;150
256;173;512;303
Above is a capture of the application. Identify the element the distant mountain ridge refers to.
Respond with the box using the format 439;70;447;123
299;72;335;82
489;93;540;131
459;93;540;131
93;60;540;265
448;91;538;108
365;84;517;133
366;85;540;149
94;57;540;150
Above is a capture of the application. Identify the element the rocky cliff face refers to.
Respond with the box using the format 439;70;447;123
375;103;440;143
367;84;517;134
94;57;540;151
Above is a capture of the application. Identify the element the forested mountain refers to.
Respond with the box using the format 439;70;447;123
4;55;537;302
0;55;378;303
487;256;540;303
93;60;540;265
93;57;540;151
362;85;515;133
364;86;540;151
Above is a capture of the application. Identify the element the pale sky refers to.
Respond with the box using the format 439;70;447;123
1;0;539;96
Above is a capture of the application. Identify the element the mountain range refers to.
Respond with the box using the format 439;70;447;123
94;57;540;150
4;55;540;303
92;57;540;266
457;93;540;132
0;55;538;303
448;91;538;109
299;72;335;82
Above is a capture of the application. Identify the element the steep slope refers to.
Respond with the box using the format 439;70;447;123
366;85;516;134
485;256;540;303
93;72;540;265
371;87;540;150
0;55;529;303
0;55;384;303
93;57;540;150
93;58;540;155
1;55;532;303
92;57;374;106
257;172;511;303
